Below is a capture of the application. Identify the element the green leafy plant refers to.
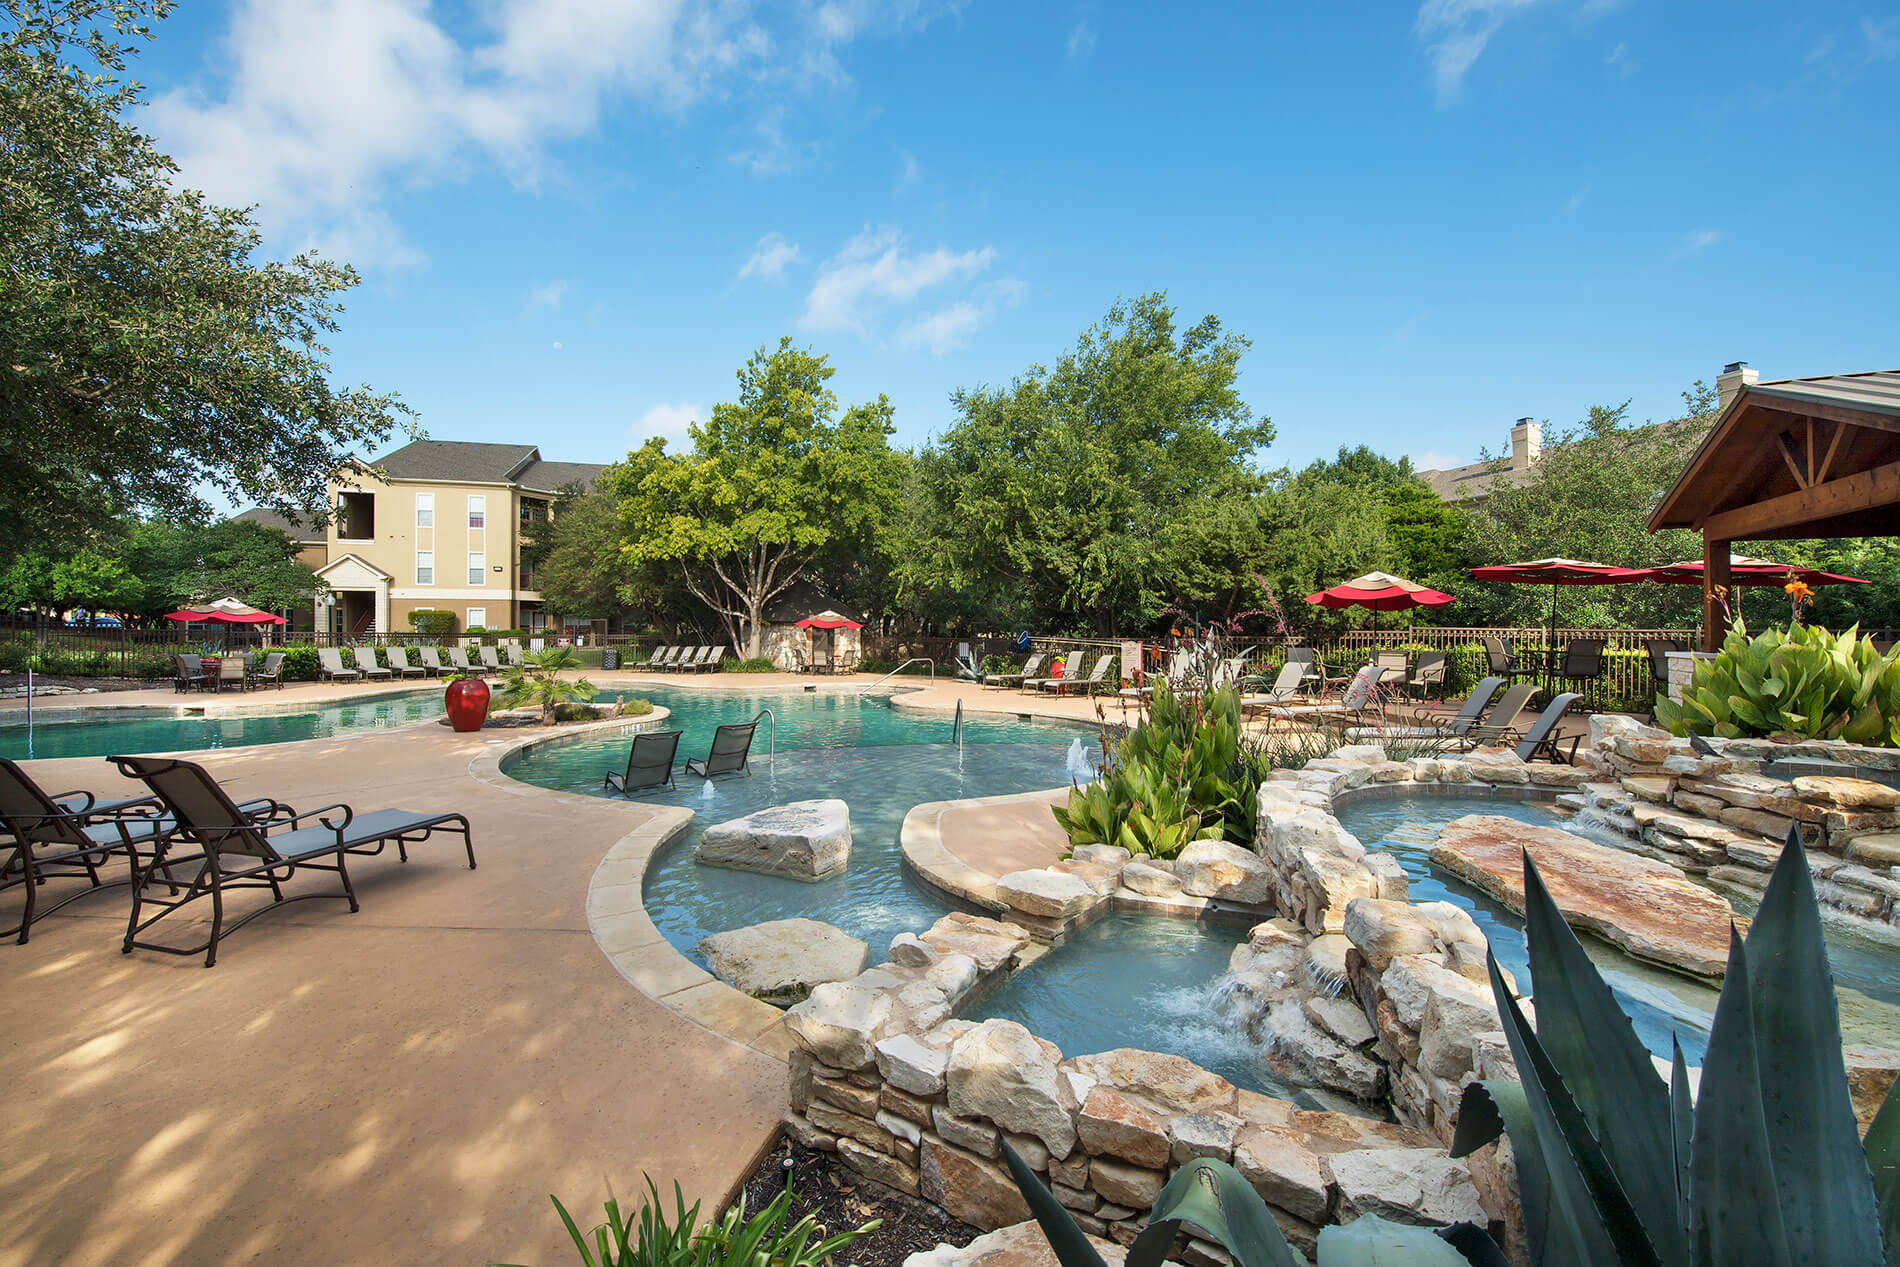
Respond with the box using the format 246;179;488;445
1654;619;1900;746
1449;827;1900;1264
500;1175;876;1267
494;646;599;725
407;608;458;638
730;657;779;673
999;1139;1503;1267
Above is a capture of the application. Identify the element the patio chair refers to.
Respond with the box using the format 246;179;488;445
1484;637;1522;681
416;647;446;677
1400;675;1505;738
352;646;393;682
174;654;213;694
604;730;683;795
252;651;286;689
317;648;361;682
0;758;174;945
109;754;475;967
1643;638;1681;699
989;652;1044;690
1048;652;1114;696
1272;664;1387;724
685;722;758;779
1284;646;1319;683
1374;650;1408;679
1458;682;1540;750
447;647;478;675
1553;638;1606;703
384;646;428;679
214;656;246;692
479;646;502;672
695;647;728;673
1513;692;1585;764
1407;651;1448;698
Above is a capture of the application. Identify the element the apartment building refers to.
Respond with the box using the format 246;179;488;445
1416;418;1542;503
312;441;605;638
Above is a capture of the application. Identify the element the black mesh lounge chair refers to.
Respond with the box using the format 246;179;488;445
1484;637;1519;680
1514;692;1584;764
1459;682;1540;750
1402;675;1505;739
685;722;758;779
604;730;683;795
1554;638;1606;702
109;754;474;967
0;759;175;945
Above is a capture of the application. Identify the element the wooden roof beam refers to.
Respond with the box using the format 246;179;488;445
1701;458;1900;541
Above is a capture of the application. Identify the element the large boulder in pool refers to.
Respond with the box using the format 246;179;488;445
700;918;867;1006
697;798;850;880
1430;813;1734;977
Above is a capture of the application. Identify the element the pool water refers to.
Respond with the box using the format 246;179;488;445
0;689;447;760
1335;794;1900;1061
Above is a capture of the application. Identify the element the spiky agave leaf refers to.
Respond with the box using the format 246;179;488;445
997;1140;1107;1267
1131;1156;1300;1267
1670;1040;1693;1247
1866;1078;1900;1259
1518;851;1687;1267
1314;1213;1494;1264
1452;1080;1563;1263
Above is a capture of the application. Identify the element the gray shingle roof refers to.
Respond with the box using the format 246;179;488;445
368;440;540;483
231;506;324;543
1752;369;1900;418
517;459;609;494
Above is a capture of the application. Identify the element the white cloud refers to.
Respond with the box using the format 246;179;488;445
1867;16;1900;61
1605;41;1636;75
895;149;923;193
897;278;1026;355
800;225;999;338
1564;184;1591;212
738;233;803;283
632;401;705;443
1411;449;1466;472
143;0;958;271
528;279;569;308
1412;0;1538;106
551;341;563;350
1066;19;1097;62
1677;227;1723;257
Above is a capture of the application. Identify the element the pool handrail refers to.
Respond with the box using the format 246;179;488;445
862;658;933;691
753;707;775;768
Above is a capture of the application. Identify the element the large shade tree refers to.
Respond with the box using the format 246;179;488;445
125;518;321;616
604;340;907;656
900;293;1275;634
0;0;411;554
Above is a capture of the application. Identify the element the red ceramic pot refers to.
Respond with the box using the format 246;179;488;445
445;678;490;732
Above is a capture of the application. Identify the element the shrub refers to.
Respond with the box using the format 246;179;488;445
616;696;654;716
551;701;602;723
1656;619;1900;746
512;1176;875;1267
276;644;321;681
407;608;457;638
731;657;778;673
0;638;32;673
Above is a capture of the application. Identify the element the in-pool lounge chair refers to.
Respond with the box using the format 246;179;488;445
686;722;759;779
317;648;360;682
604;730;683;795
109;754;475;967
385;646;428;679
479;646;502;672
1513;692;1585;764
1458;682;1540;750
990;652;1044;690
416;647;446;676
352;647;393;681
0;758;176;945
447;646;478;675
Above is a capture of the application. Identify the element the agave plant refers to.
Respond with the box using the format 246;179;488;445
999;1139;1506;1266
1654;619;1900;747
1450;825;1900;1264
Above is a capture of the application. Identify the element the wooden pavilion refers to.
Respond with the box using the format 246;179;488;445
1648;367;1900;650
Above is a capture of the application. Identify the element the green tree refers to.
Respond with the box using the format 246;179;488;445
0;552;57;614
0;0;411;554
126;518;321;615
494;646;599;726
50;548;143;610
529;486;636;621
901;293;1274;634
604;340;907;656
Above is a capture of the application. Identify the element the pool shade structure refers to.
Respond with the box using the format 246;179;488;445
162;598;288;626
1646;366;1900;650
1305;571;1456;636
1468;558;1650;649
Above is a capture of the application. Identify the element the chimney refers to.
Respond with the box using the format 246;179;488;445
1716;360;1758;412
1510;417;1541;469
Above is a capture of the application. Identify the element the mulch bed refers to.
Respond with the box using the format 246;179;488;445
735;1139;980;1267
0;674;155;695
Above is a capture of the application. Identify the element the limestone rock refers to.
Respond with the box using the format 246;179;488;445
946;1020;1077;1157
1233;1126;1329;1223
1302;933;1352;992
1846;833;1900;868
699;919;867;1006
889;932;940;967
1088;1158;1166;1209
785;981;892;1069
922;912;1032;972
1326;1148;1486;1226
1264;999;1386;1100
1066;1048;1238;1115
1178;840;1274;904
1076;1086;1172;1169
1793;776;1900;811
1417;969;1502;1081
934;1106;1001;1158
1170;1111;1242;1164
697;798;850;879
1266;809;1367;860
840;1135;921;1193
1304;995;1375;1048
876;1033;950;1095
998;870;1098;920
1073;844;1134;866
1464;748;1530;784
1431;814;1734;977
1343;898;1439;969
1119;859;1185;897
1845;1045;1900;1135
901;1220;1128;1267
921;1138;1032;1230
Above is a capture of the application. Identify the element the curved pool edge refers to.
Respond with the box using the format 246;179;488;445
466;706;799;1065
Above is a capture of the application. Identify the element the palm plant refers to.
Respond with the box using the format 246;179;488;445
494;645;599;725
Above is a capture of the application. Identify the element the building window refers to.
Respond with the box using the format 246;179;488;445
415;551;433;585
336;491;374;540
468;552;484;585
468;495;485;530
466;607;486;630
416;492;433;528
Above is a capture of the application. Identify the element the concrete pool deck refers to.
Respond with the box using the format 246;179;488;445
0;671;1123;1265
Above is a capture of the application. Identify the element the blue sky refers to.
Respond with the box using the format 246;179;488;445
136;1;1899;480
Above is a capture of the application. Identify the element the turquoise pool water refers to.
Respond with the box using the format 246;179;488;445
0;689;446;760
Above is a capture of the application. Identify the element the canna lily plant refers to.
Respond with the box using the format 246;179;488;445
1654;619;1900;747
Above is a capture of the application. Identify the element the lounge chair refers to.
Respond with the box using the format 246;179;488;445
0;758;176;945
383;646;428;679
317;648;361;682
1274;664;1386;724
416;647;446;676
1353;676;1505;743
1118;648;1194;701
1241;662;1310;717
1023;653;1074;693
1284;646;1319;685
990;652;1045;690
631;645;669;671
1512;692;1584;764
447;647;478;675
352;646;393;681
683;647;716;672
1407;652;1448;698
694;647;727;673
686;722;759;778
479;646;502;672
506;644;525;667
109;754;474;967
253;651;286;689
661;646;692;670
1459;682;1540;750
604;730;683;795
173;653;214;694
1048;652;1114;696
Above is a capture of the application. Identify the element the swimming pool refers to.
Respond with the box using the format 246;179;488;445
0;689;448;760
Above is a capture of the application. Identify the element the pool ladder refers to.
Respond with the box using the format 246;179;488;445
862;657;933;691
753;707;776;768
951;699;963;753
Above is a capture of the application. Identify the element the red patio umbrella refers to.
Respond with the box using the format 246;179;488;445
163;598;288;626
1306;571;1456;636
1634;555;1868;589
793;616;863;630
1468;558;1649;647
